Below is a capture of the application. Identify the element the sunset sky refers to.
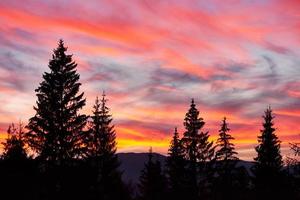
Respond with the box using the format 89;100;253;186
0;0;300;160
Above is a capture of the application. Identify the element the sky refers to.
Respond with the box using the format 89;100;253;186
0;0;300;160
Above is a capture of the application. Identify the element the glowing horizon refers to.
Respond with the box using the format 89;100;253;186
1;0;300;160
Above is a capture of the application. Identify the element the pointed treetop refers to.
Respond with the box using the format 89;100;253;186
57;39;66;50
268;104;272;110
101;90;107;104
52;39;68;60
148;147;153;161
168;126;185;158
221;117;230;132
263;106;274;122
93;96;100;113
58;39;64;45
265;105;272;114
149;146;153;154
189;98;198;111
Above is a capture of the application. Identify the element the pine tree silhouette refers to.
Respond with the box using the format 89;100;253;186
86;95;103;158
26;39;88;164
25;40;88;199
214;117;239;200
253;106;283;199
166;127;187;200
88;93;126;200
2;122;27;161
181;99;215;199
215;117;238;162
138;148;167;200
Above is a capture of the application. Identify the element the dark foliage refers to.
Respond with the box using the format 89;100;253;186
166;127;187;200
215;117;238;162
213;117;246;200
26;39;88;163
286;142;300;176
2;122;27;161
181;99;215;199
24;40;89;198
252;106;293;199
86;93;129;200
254;107;282;173
138;148;167;200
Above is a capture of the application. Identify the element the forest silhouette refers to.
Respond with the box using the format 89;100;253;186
1;40;300;200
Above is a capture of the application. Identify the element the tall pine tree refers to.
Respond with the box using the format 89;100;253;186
253;106;283;199
26;40;88;164
166;127;186;200
181;99;215;199
139;148;167;200
88;93;125;200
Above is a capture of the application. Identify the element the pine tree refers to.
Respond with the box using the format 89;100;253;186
2;122;27;161
215;117;238;162
166;127;186;200
92;93;117;158
253;106;283;199
88;93;125;200
139;148;167;200
26;40;88;164
87;95;103;158
181;99;215;199
214;117;239;200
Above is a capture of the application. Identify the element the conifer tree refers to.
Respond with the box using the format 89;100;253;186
139;148;167;200
166;127;186;200
2;122;27;161
26;40;88;164
181;99;215;199
86;95;103;158
88;93;125;200
253;106;283;199
214;117;239;200
91;93;117;158
215;117;238;162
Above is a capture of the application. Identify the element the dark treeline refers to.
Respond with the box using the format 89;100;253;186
1;40;300;200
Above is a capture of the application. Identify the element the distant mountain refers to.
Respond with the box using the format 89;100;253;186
236;160;255;176
117;152;255;184
118;152;166;184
